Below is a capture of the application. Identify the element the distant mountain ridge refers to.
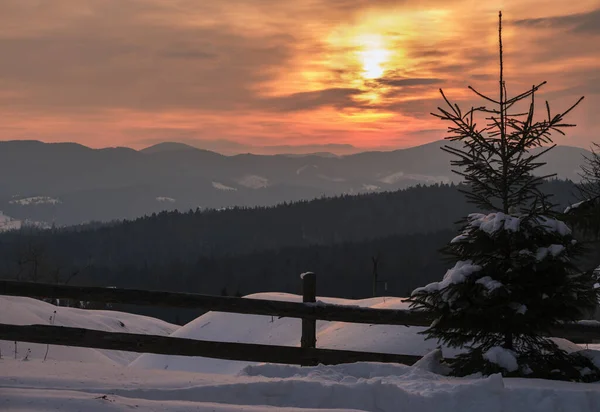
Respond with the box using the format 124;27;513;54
140;142;199;154
139;140;361;156
0;139;590;226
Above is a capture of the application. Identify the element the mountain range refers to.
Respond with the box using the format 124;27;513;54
0;139;590;226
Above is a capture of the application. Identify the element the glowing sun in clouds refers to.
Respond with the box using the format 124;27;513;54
355;34;391;79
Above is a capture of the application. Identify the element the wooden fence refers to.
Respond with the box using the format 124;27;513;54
1;275;600;367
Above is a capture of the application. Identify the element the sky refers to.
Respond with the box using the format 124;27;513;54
0;0;598;154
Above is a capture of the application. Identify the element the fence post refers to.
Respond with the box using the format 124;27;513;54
300;272;317;359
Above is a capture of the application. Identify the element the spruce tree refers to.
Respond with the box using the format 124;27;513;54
408;11;600;381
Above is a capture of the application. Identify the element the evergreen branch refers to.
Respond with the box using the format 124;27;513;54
504;81;547;105
468;86;500;104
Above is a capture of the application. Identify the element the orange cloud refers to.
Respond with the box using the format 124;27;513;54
0;0;597;152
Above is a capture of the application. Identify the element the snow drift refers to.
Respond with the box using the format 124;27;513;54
0;296;178;365
130;293;451;374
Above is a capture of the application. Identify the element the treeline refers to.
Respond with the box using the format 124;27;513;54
1;179;577;266
0;179;584;323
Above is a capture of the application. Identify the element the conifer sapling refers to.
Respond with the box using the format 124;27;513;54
408;11;600;381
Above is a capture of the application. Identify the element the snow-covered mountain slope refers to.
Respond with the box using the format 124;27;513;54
0;211;21;232
0;296;179;365
156;196;176;203
9;196;61;205
212;181;237;191
236;174;269;189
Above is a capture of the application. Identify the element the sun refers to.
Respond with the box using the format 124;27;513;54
321;9;452;85
355;34;390;79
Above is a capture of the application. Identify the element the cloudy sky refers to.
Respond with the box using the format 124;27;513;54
0;0;598;153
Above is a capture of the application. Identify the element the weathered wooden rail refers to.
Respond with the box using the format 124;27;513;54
0;323;421;366
1;275;600;367
0;277;434;326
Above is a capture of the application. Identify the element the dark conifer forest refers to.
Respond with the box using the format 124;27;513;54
0;179;591;323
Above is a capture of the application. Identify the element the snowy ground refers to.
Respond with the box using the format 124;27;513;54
2;294;600;411
3;359;600;411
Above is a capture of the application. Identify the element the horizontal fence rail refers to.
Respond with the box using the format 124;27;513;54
0;280;434;327
1;280;599;341
0;323;422;366
550;321;600;343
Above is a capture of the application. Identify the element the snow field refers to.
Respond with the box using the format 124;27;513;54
3;358;600;412
2;293;600;411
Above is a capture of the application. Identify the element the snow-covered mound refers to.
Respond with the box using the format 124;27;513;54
131;292;598;376
131;293;459;374
0;296;179;365
3;358;600;412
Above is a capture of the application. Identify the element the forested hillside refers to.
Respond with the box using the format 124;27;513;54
0;179;585;323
